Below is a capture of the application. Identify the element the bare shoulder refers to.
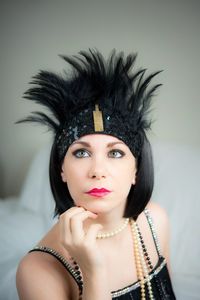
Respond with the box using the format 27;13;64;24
16;250;71;300
146;201;170;230
145;201;171;261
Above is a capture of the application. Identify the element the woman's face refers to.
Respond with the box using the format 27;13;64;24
61;134;137;215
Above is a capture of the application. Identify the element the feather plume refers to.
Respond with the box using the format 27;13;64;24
17;49;162;138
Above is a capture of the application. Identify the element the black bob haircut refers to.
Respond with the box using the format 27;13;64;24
17;49;160;220
49;133;154;221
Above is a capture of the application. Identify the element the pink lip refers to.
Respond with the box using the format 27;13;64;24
86;188;111;198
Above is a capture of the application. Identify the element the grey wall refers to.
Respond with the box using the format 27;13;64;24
1;0;200;198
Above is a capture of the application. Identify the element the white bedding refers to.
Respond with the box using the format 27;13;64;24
0;142;199;300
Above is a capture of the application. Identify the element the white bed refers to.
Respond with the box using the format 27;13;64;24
0;142;199;300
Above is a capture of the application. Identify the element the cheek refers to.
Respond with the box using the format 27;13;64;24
115;164;136;191
63;164;86;195
63;176;81;206
63;158;81;179
120;163;136;179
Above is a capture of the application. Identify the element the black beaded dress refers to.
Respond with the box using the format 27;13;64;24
29;209;176;299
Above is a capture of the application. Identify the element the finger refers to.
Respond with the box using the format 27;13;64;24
59;207;86;244
59;206;86;231
84;223;103;243
60;206;86;220
70;211;98;242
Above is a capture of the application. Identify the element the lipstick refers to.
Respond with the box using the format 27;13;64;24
86;188;111;198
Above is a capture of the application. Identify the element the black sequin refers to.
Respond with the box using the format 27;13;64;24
56;105;143;161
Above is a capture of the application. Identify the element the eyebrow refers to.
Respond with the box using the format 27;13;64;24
71;141;125;148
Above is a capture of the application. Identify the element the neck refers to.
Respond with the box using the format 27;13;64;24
84;207;127;233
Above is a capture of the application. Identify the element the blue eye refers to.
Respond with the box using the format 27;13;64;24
73;149;90;158
108;150;125;158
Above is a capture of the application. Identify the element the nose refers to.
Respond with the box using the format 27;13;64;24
88;157;107;180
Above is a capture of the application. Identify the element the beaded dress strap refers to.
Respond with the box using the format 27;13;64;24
144;208;162;258
29;246;83;297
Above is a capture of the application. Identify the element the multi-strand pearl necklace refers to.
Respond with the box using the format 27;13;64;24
95;218;155;299
130;219;154;300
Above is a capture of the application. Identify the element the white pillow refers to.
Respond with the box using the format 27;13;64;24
19;144;55;223
152;142;200;298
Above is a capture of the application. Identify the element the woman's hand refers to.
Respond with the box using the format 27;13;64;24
58;206;105;275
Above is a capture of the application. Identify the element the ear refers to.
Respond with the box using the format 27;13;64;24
131;168;137;185
61;165;67;182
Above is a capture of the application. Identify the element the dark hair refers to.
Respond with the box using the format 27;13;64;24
124;134;154;220
49;132;154;220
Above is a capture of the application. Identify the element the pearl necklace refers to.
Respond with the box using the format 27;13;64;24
96;218;129;239
130;219;154;300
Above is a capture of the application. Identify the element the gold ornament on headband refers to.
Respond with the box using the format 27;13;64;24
93;104;104;131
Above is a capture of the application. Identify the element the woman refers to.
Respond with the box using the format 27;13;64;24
16;49;176;299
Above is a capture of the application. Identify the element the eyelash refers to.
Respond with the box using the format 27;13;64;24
72;149;125;158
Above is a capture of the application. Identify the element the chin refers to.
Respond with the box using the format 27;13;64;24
80;201;117;215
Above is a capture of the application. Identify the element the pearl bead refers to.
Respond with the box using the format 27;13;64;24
96;218;129;239
130;219;155;300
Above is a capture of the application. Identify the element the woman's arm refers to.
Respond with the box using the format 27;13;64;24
59;206;112;300
16;254;71;300
81;269;111;300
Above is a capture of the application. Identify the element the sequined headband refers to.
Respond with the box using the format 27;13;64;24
56;104;143;161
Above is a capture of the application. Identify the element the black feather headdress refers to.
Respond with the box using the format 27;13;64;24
18;49;161;159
